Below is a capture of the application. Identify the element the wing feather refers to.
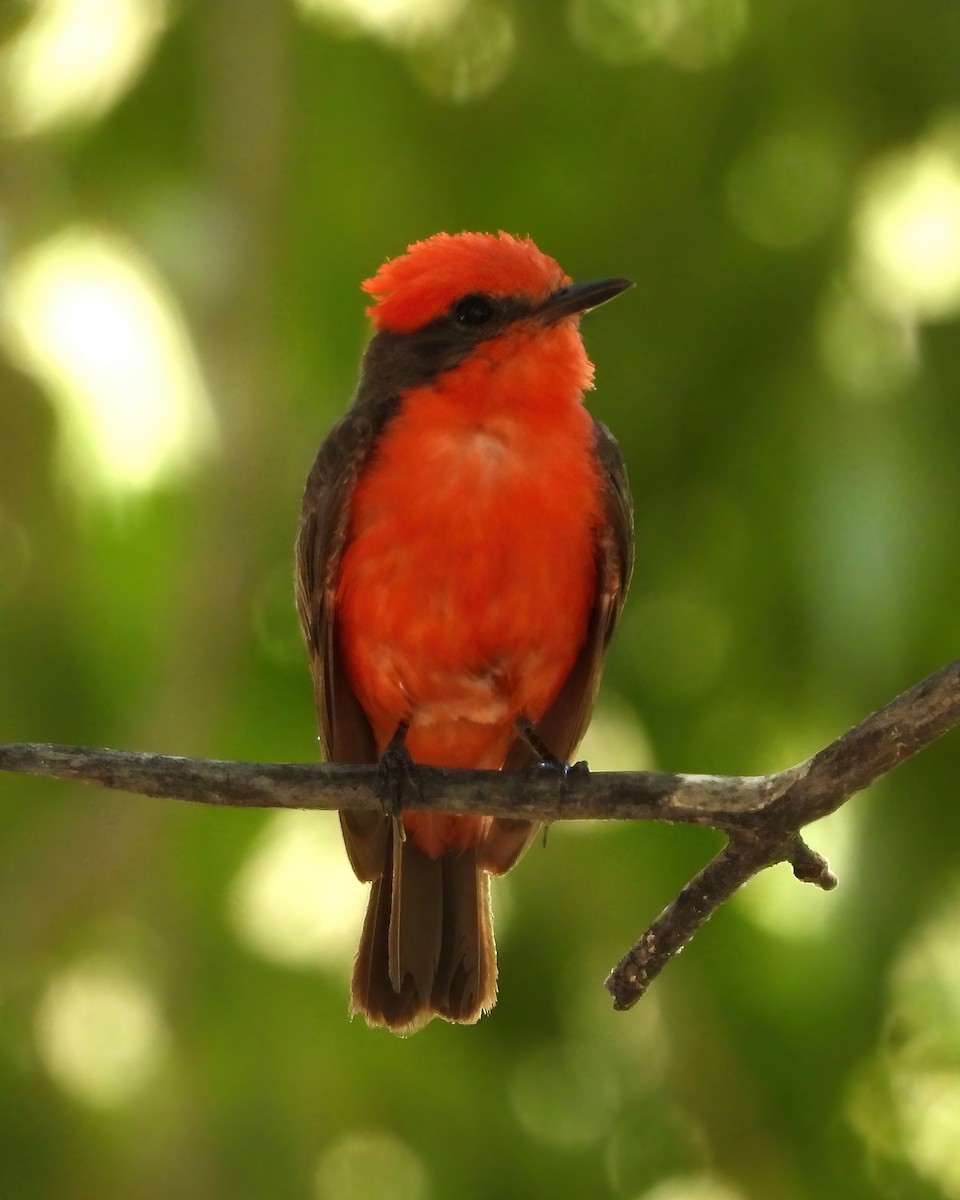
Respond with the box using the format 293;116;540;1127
294;395;400;880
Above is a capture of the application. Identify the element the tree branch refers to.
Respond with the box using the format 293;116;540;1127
2;656;958;1012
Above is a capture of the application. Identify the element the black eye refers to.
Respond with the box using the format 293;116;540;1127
452;293;496;326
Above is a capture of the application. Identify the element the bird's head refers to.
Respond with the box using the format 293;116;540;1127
357;231;631;407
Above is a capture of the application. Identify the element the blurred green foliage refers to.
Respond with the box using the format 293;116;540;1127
2;1;960;1198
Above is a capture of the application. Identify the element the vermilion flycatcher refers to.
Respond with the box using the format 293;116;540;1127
296;231;633;1034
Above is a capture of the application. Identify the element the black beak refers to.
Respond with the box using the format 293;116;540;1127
538;277;634;324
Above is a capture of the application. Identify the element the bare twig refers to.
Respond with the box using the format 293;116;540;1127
2;656;959;1012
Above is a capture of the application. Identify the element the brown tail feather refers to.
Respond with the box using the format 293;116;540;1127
350;823;497;1034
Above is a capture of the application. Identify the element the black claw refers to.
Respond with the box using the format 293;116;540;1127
515;715;565;770
531;759;568;779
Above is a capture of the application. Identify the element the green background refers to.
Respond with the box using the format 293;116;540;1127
2;1;960;1197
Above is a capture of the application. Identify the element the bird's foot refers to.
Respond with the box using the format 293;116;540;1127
377;720;420;836
514;715;590;779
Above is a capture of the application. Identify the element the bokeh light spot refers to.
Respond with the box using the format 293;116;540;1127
570;0;749;70
407;3;514;102
636;1174;747;1200
294;0;465;43
0;226;215;498
0;0;166;137
294;0;511;99
229;811;366;969
849;885;960;1197
892;1073;960;1198
34;958;168;1107
315;1130;428;1200
853;139;960;321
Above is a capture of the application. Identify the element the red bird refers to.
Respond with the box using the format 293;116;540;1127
296;232;633;1033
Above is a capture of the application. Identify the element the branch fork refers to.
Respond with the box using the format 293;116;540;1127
2;657;959;1012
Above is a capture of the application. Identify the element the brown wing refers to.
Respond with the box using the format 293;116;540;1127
295;395;399;881
482;417;634;873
